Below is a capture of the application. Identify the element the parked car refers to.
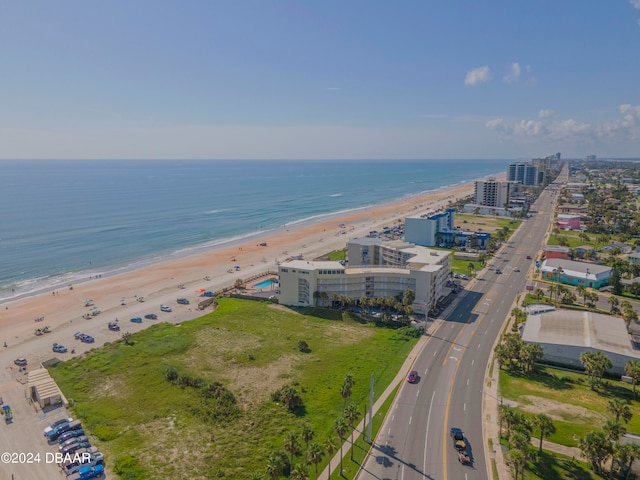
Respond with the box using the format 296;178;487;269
52;343;68;353
177;297;189;305
67;464;104;480
144;313;158;320
80;334;94;343
59;436;89;450
160;305;172;312
62;441;92;456
14;357;27;366
513;267;520;272
108;322;120;331
495;269;501;274
57;429;85;443
45;420;82;441
44;417;73;435
64;456;103;476
407;370;419;383
130;317;142;323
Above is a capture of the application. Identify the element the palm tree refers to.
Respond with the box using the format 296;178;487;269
301;423;314;466
323;437;337;478
607;398;633;424
579;430;612;474
344;402;360;460
265;451;286;480
333;417;349;475
609;295;620;314
576;284;587;305
604;419;627;442
284;431;301;476
339;383;352;411
625;359;640;398
534;287;545;301
533;413;556;454
290;463;308;480
308;442;323;480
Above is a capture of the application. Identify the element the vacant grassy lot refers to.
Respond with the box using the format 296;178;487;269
454;214;521;234
499;366;640;447
50;298;418;479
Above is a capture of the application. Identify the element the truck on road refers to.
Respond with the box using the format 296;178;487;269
450;427;470;464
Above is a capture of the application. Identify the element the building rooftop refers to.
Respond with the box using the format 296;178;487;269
522;310;638;356
541;258;611;276
282;260;344;271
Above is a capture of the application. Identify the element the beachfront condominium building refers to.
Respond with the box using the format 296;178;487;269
474;179;511;208
278;239;451;316
507;162;539;186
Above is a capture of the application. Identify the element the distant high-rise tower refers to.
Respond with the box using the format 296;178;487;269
507;162;539;186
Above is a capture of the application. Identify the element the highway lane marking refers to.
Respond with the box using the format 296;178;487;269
466;378;469;386
424;368;429;375
409;416;412;425
416;390;420;397
423;390;436;477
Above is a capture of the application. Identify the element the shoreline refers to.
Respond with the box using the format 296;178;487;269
0;174;503;370
0;175;491;304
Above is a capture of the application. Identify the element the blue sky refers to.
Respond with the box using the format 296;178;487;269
1;1;639;160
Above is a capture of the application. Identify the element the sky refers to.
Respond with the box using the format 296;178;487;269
1;1;639;160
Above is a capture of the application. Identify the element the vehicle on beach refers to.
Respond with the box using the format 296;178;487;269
526;255;532;259
14;357;27;366
74;333;95;343
177;297;189;304
53;343;68;353
3;405;12;423
160;305;172;312
514;267;520;272
130;317;142;323
407;370;418;383
108;322;120;331
144;313;158;320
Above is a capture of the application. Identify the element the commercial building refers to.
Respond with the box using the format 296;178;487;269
556;214;581;230
521;309;639;376
540;258;611;289
278;239;451;316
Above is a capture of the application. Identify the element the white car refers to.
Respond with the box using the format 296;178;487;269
160;305;172;312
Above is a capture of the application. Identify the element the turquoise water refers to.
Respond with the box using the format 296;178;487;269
254;279;279;288
0;159;511;300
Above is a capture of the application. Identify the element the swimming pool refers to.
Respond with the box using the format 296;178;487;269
254;279;279;289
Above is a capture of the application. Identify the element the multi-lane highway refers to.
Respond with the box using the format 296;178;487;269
357;172;565;480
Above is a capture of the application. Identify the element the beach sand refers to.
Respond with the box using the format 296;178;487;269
0;180;481;368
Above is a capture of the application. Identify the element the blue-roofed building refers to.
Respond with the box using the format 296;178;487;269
404;208;490;249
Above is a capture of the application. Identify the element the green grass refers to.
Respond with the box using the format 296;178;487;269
327;249;347;261
499;366;640;447
455;214;521;233
50;298;418;479
522;450;604;480
450;258;483;275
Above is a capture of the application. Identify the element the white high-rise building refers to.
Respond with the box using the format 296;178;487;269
474;179;511;208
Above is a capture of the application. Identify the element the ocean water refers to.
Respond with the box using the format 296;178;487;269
0;159;511;300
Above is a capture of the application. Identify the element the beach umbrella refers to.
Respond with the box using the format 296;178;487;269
90;306;98;310
234;265;240;269
84;299;93;303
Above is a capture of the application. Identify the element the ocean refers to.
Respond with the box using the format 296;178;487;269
0;159;511;300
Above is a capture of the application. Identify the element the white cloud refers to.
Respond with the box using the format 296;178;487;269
631;0;640;9
503;63;521;83
486;104;640;146
464;66;491;86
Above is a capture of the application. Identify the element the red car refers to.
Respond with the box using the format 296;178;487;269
407;370;418;383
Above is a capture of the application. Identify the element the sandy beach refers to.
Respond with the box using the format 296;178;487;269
0;180;481;369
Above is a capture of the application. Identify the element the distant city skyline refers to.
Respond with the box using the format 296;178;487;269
1;1;639;160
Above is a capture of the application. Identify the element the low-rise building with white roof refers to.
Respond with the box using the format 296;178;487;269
522;310;640;376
